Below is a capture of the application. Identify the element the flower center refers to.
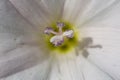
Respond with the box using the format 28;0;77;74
44;22;74;46
44;21;78;54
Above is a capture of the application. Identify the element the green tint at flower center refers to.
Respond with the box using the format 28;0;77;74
44;21;79;54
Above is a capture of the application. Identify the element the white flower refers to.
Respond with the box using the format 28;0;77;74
0;0;120;80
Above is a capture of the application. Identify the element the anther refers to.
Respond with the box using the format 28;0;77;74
50;35;64;46
57;22;65;28
63;30;74;38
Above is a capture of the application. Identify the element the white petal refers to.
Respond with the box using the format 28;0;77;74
62;0;89;24
81;26;120;80
0;32;49;78
79;2;120;79
81;57;113;80
62;0;120;27
9;0;65;30
0;45;49;78
38;0;65;20
81;0;120;27
48;52;114;80
0;0;34;35
0;0;49;78
2;58;52;80
49;51;83;80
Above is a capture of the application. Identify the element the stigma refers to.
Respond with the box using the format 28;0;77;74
44;22;74;46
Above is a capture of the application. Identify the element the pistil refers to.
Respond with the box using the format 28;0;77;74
44;22;74;46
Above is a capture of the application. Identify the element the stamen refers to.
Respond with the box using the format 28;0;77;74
57;22;65;33
44;27;57;35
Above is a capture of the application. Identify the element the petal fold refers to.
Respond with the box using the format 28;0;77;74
62;0;120;27
9;0;65;31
